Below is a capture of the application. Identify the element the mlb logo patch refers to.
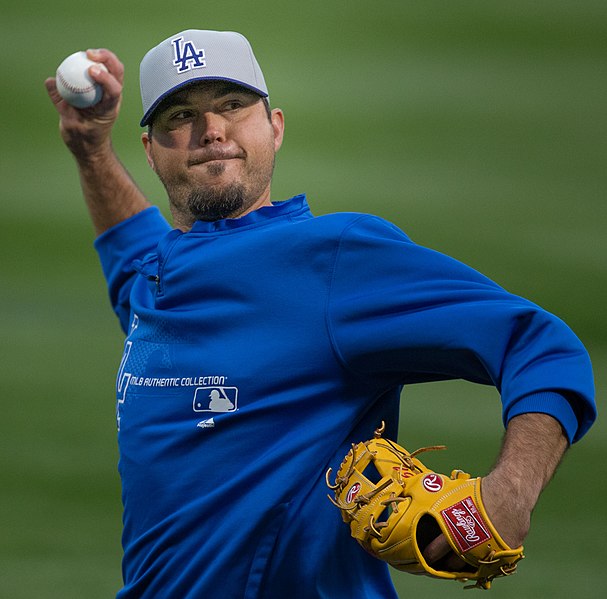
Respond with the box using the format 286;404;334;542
193;386;238;413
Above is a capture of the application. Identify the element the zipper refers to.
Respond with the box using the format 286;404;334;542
132;256;161;294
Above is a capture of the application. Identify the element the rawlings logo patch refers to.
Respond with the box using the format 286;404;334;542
346;482;361;503
441;497;491;552
422;473;443;492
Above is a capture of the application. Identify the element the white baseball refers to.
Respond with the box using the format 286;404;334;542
56;51;108;108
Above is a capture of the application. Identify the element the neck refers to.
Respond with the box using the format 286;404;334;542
171;187;273;232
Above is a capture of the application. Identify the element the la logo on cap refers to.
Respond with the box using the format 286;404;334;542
172;36;206;73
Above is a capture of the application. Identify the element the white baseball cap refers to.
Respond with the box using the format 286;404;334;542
139;29;269;126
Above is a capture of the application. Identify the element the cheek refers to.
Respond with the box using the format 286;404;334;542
149;151;184;185
236;113;274;148
150;139;181;168
244;127;277;163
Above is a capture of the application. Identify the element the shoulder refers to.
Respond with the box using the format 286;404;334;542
310;211;414;245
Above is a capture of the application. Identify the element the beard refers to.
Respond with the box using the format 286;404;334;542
186;182;248;222
159;155;276;225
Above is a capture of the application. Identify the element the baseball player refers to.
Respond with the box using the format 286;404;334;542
45;30;596;598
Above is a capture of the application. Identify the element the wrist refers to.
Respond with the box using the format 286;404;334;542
71;139;116;169
483;468;539;512
60;118;116;165
480;472;532;548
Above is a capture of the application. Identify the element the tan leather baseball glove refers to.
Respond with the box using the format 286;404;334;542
326;423;524;590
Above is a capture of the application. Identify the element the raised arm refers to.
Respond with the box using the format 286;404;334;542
45;49;151;236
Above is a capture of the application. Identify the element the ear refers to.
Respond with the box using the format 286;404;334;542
141;131;156;171
271;108;285;153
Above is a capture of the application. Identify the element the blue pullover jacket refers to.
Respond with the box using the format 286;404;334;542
95;194;595;598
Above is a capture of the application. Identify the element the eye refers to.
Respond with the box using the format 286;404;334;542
170;109;196;121
220;98;244;112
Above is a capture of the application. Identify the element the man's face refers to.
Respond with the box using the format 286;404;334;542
142;81;284;230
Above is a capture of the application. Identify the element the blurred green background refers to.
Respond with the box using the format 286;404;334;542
2;1;605;597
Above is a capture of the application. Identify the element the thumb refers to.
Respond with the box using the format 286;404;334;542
423;534;467;570
423;534;451;563
44;77;63;105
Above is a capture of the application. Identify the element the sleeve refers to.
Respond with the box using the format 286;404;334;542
93;206;171;333
327;215;596;443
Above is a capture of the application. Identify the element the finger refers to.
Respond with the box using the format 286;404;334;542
85;60;123;114
44;77;59;98
71;66;120;118
88;63;122;99
444;552;467;571
44;77;69;111
423;534;451;564
87;48;125;84
423;535;467;571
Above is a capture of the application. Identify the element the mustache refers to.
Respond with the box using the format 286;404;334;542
188;146;245;166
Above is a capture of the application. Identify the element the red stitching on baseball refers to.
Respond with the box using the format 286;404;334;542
57;70;96;94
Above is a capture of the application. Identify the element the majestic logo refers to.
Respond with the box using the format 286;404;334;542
422;474;444;493
197;418;215;429
346;482;362;503
172;36;206;73
441;497;491;552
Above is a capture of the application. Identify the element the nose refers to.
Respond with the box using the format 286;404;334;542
198;111;226;145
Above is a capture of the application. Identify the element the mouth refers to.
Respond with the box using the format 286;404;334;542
188;151;244;168
190;158;235;167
